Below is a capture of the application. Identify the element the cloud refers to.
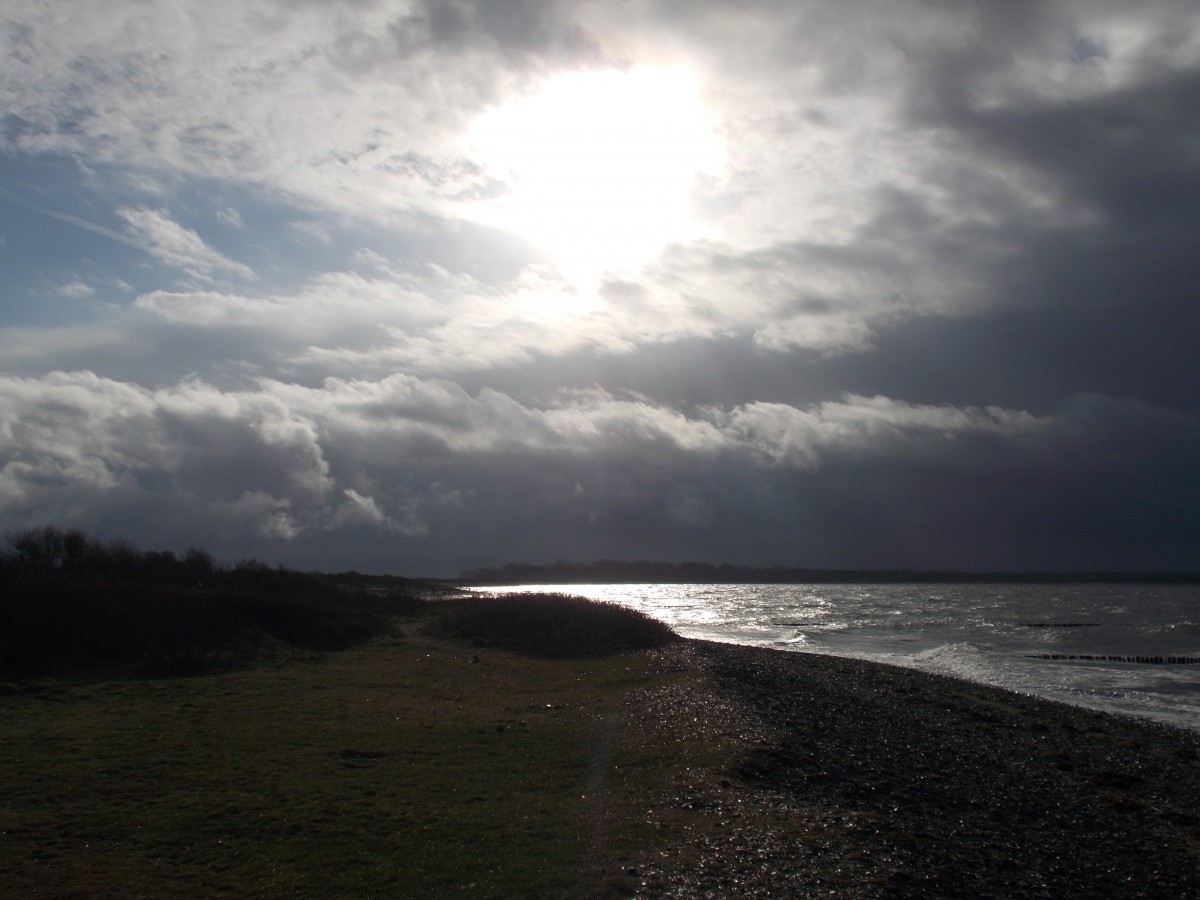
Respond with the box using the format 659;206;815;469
4;0;1194;245
118;207;255;282
216;207;244;229
0;366;1195;571
3;1;465;216
55;280;95;298
388;0;602;65
0;326;129;372
287;220;335;245
721;395;1050;469
0;370;328;525
1;0;1198;573
129;270;453;373
0;370;1029;503
328;488;428;537
133;290;284;327
130;264;621;377
0;370;1080;526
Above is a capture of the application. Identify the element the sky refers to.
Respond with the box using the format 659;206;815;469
1;0;1198;575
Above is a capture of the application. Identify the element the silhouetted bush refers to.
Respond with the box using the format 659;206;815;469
223;594;389;651
427;593;678;657
0;527;428;677
0;574;256;676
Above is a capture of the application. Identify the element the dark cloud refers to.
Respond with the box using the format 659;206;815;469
388;0;602;66
7;362;1194;573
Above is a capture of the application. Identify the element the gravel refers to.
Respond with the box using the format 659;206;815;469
635;639;1200;898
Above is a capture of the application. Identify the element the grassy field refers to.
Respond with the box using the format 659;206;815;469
0;609;758;897
0;529;764;895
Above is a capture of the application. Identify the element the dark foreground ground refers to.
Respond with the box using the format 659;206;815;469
4;619;1199;897
640;640;1200;898
8;538;1192;897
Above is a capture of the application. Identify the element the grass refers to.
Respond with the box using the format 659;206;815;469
0;530;795;895
0;623;743;897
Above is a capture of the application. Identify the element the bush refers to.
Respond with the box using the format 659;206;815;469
0;528;429;677
427;593;678;658
0;574;260;676
0;571;428;678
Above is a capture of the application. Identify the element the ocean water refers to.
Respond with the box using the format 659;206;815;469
470;583;1200;732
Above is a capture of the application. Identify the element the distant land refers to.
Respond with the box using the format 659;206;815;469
455;560;1200;585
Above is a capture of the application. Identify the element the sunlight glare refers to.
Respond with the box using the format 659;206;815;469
469;67;723;283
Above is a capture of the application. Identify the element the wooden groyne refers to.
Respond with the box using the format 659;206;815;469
1024;654;1200;664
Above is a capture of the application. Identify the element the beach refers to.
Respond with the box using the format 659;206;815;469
474;581;1200;731
631;639;1200;897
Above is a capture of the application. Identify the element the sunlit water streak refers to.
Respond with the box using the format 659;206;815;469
470;583;1200;732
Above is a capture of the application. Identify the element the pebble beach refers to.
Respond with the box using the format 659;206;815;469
634;639;1200;898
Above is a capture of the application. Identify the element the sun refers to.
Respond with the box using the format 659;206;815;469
467;66;723;283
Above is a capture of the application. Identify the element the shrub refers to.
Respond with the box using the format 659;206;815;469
0;528;430;677
427;593;678;658
0;571;428;678
0;574;259;676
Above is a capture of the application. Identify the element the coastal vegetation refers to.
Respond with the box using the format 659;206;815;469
0;528;679;679
0;527;413;678
427;592;678;658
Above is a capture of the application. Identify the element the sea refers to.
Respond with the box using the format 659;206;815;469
470;583;1200;733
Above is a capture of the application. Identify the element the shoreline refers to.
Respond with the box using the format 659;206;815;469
726;636;1200;736
637;638;1200;896
458;581;1200;735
